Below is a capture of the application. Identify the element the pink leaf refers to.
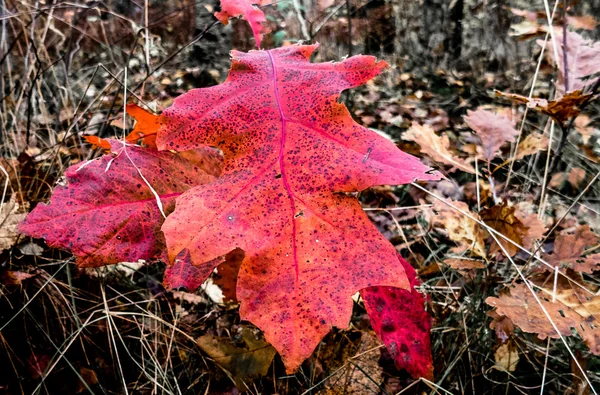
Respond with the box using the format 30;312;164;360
361;255;434;380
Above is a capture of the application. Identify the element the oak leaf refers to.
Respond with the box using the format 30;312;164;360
481;203;528;257
404;122;475;173
215;0;270;48
513;211;546;250
19;140;218;267
156;44;441;372
544;225;598;269
430;199;486;258
538;30;600;96
487;283;600;355
464;109;519;162
361;255;433;380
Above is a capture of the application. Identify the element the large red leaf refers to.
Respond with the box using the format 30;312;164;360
19;140;218;267
156;44;440;371
361;256;433;380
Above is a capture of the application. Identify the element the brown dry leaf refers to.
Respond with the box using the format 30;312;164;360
566;15;599;31
549;172;566;188
513;133;549;161
213;248;245;303
575;115;598;144
320;332;383;394
487;310;515;343
493;342;519;372
509;20;548;40
514;212;546;250
568;167;586;189
496;90;592;124
196;326;277;390
544;225;599;268
568;253;600;274
464;109;519;162
76;367;99;393
1;271;35;286
445;258;485;279
486;283;600;354
480;203;528;257
0;195;28;251
538;30;600;96
404;123;475;173
430;199;486;258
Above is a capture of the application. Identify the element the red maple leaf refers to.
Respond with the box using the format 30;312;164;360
156;44;440;371
214;0;270;48
19;140;219;267
361;255;433;380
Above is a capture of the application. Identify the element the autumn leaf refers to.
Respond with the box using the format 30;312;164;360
125;104;160;147
361;255;434;380
404;122;475;173
83;135;111;150
512;133;548;161
196;326;277;389
213;248;245;303
430;199;486;258
568;167;586;189
496;90;592;125
157;44;441;372
544;225;598;270
513;211;546;250
214;0;270;48
1;270;35;286
480;202;528;257
486;283;600;355
19;140;218;267
445;258;485;279
465;109;519;162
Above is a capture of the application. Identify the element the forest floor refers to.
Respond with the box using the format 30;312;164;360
1;1;600;394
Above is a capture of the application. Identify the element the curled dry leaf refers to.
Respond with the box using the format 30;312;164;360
487;283;600;355
158;44;440;372
19;140;219;267
496;90;592;125
480;203;528;257
487;310;515;343
430;199;486;258
361;255;433;380
464;109;519;162
403;122;475;173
